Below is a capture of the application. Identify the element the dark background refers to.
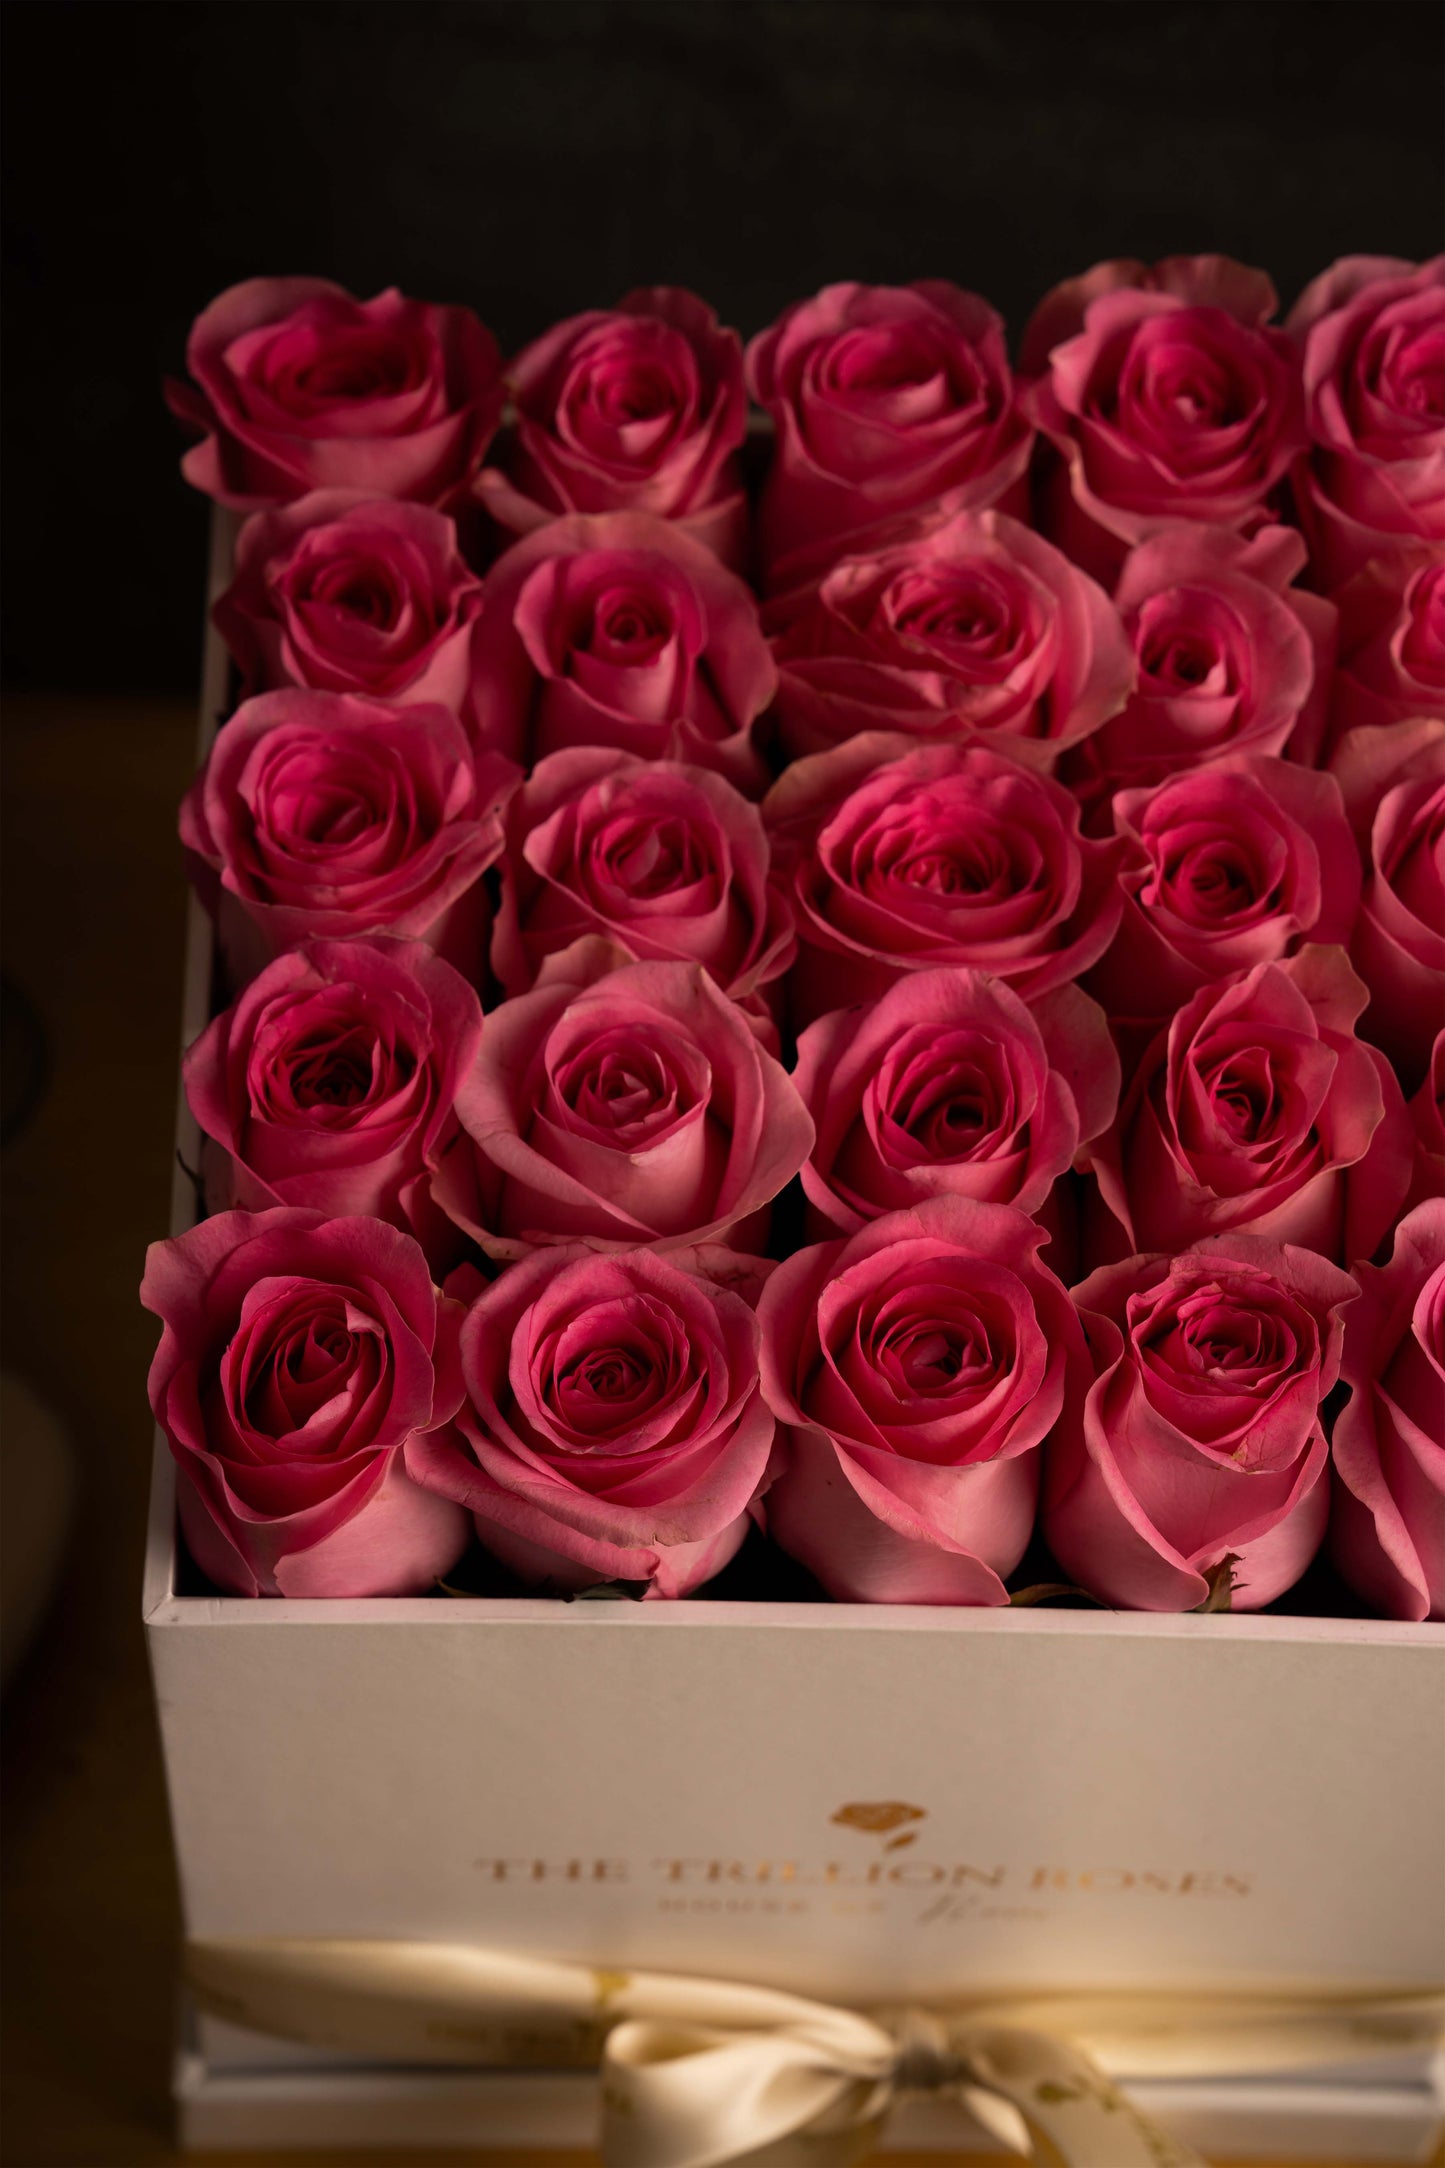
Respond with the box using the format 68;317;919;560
2;0;1442;695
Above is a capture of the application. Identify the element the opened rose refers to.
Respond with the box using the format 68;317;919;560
1330;1200;1445;1622
467;512;773;792
179;690;518;985
765;734;1123;1029
746;280;1033;589
758;1196;1084;1605
1331;720;1445;1095
434;949;813;1258
477;286;748;565
1328;551;1445;754
793;967;1118;1237
141;1208;470;1597
768;506;1133;767
183;936;481;1268
1043;1236;1358;1612
213;490;488;728
492;745;793;1009
166;276;504;508
409;1247;774;1598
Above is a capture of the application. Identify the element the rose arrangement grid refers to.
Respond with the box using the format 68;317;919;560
146;261;1444;1623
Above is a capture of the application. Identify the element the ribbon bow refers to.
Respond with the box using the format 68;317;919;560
186;1938;1443;2168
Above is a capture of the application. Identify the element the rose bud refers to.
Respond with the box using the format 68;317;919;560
757;1196;1084;1605
1330;720;1445;1096
767;506;1133;768
433;946;813;1260
1407;1032;1445;1211
165;276;504;509
1326;549;1445;752
141;1208;470;1597
491;745;794;1014
1024;255;1307;583
793;968;1118;1239
1087;945;1413;1270
1084;755;1360;1037
182;936;481;1270
467;513;773;793
1064;525;1335;809
179;690;518;987
1042;1237;1358;1612
1330;1200;1445;1622
476;288;748;566
408;1247;774;1598
746;280;1033;591
1286;254;1445;587
764;733;1124;1030
213;490;488;730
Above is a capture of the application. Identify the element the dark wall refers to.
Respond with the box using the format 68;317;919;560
3;0;1441;692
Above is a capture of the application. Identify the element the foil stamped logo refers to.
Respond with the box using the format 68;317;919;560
830;1801;928;1850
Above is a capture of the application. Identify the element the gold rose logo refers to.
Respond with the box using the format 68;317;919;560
831;1801;928;1850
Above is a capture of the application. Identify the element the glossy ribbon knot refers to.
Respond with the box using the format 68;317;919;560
185;1937;1444;2168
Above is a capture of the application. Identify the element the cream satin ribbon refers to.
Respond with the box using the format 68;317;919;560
186;1938;1444;2168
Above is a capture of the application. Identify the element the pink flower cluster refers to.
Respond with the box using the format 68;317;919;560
144;260;1445;1617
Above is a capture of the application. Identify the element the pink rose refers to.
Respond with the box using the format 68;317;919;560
1287;255;1445;587
467;514;773;792
213;490;488;728
166;277;504;510
1088;946;1413;1268
746;281;1033;589
182;937;480;1269
1330;721;1445;1094
433;948;813;1259
793;968;1118;1236
141;1208;470;1597
1026;258;1306;583
179;691;518;985
767;507;1133;767
408;1247;774;1597
476;288;748;565
1407;1032;1445;1209
491;746;793;1010
1020;253;1284;373
1065;525;1334;806
1326;550;1445;751
764;734;1124;1029
1330;1201;1445;1621
1084;756;1360;1032
757;1197;1084;1605
1043;1237;1357;1612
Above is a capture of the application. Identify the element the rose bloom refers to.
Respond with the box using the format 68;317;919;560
1065;524;1334;806
1088;945;1413;1269
467;513;773;792
409;1247;774;1597
434;947;813;1259
183;936;480;1269
1330;720;1445;1095
1084;755;1360;1032
141;1208;470;1597
1024;254;1307;583
1287;254;1445;587
213;490;487;725
1407;1032;1445;1210
166;276;504;509
1331;1201;1445;1622
491;745;793;1011
1326;549;1445;752
793;968;1118;1236
757;1196;1085;1605
767;507;1133;768
746;281;1034;590
476;288;748;566
764;734;1124;1029
180;691;518;986
1043;1236;1358;1612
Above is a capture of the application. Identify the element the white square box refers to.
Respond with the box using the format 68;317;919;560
144;512;1445;2160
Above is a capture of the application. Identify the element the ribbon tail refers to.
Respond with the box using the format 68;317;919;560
959;2024;1208;2168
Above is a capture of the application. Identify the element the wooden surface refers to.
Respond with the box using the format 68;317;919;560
0;692;1430;2168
